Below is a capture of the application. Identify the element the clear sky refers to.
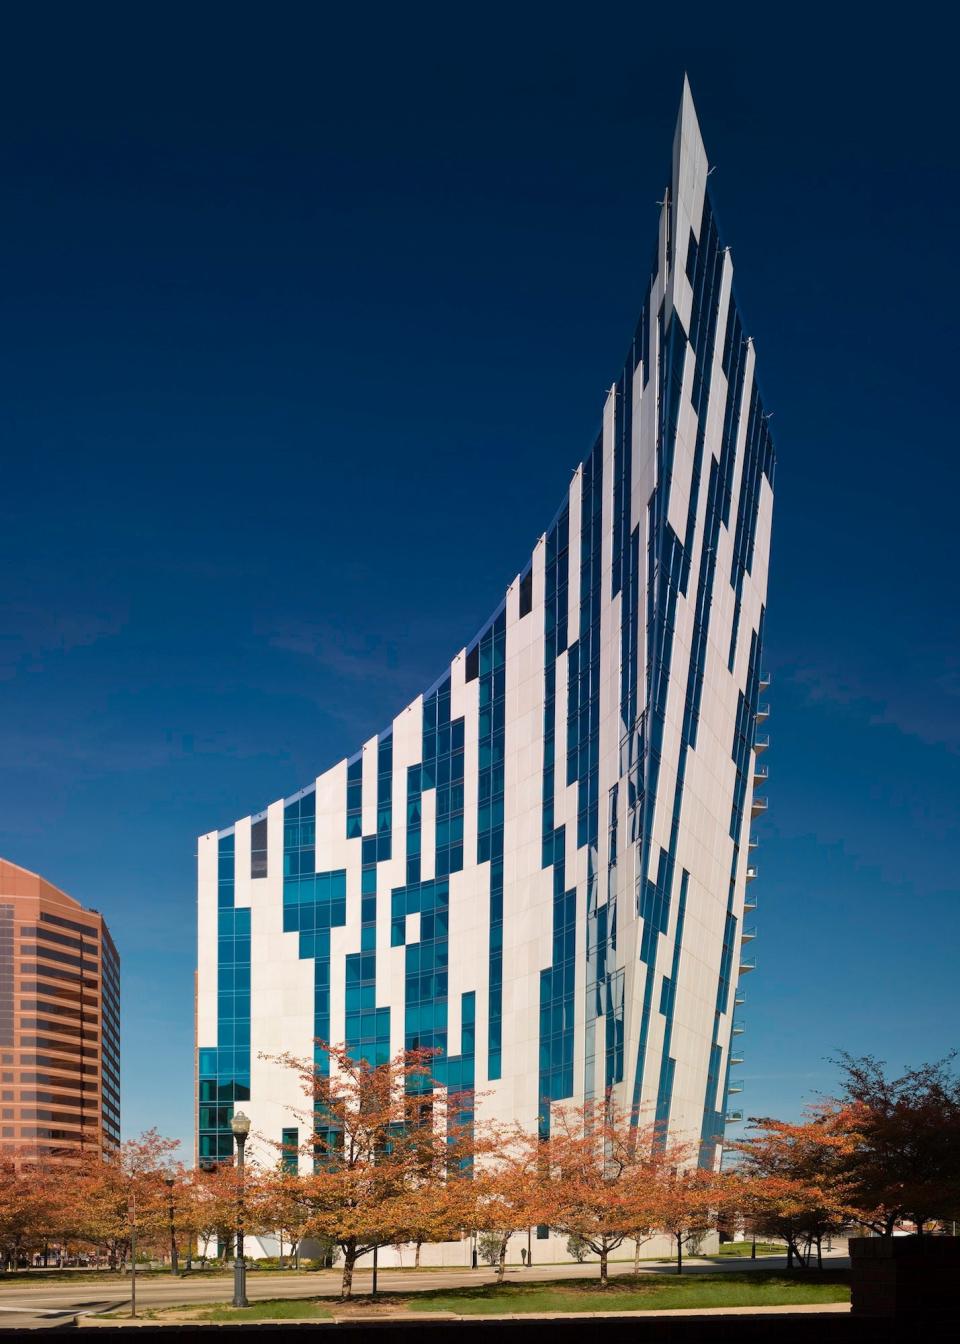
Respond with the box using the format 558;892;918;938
1;3;957;1154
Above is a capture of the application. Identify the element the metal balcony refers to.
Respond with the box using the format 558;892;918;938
755;702;770;723
731;1019;745;1036
753;735;770;754
748;834;759;851
739;957;757;975
725;1110;744;1124
728;1080;744;1095
754;763;769;785
729;1053;745;1067
745;864;758;881
743;891;758;913
734;989;746;1006
751;795;769;816
740;925;757;944
759;671;771;691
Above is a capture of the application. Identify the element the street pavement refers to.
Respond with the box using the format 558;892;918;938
0;1252;851;1328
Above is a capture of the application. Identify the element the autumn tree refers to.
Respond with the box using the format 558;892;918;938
399;1169;474;1268
0;1153;58;1270
472;1124;549;1283
828;1053;960;1236
730;1110;853;1268
66;1130;182;1268
184;1157;269;1265
265;1042;476;1299
259;1162;312;1268
542;1103;665;1286
653;1147;722;1275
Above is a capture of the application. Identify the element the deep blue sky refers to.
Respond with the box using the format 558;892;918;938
1;4;957;1152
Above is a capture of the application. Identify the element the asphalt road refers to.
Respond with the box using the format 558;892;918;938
0;1253;851;1327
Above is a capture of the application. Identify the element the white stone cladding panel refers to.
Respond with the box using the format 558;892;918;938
197;79;775;1175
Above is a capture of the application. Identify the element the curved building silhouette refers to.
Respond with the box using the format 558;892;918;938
196;80;774;1191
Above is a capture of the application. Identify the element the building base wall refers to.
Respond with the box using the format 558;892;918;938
236;1230;716;1267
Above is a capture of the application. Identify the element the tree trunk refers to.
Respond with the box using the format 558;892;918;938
497;1237;508;1283
676;1234;683;1275
816;1236;822;1270
633;1240;641;1275
278;1232;283;1269
341;1242;356;1300
599;1245;608;1287
786;1239;794;1270
415;1239;422;1269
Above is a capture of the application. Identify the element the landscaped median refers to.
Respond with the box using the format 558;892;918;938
87;1270;850;1325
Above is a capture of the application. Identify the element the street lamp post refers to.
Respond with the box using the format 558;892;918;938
164;1176;179;1275
129;1188;137;1320
231;1111;251;1309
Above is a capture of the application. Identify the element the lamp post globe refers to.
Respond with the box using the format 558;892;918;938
231;1112;251;1308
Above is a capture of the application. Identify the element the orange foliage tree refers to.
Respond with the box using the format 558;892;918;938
0;1153;58;1269
472;1124;549;1282
651;1147;723;1274
257;1162;314;1267
541;1103;666;1286
184;1156;273;1265
65;1130;182;1267
729;1109;856;1267
264;1042;477;1298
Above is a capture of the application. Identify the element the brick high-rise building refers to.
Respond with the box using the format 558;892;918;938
0;859;120;1159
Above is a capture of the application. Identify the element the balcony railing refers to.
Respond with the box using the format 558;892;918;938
739;957;757;975
743;891;758;913
746;864;758;881
734;988;746;1007
754;763;769;784
725;1110;744;1124
729;1053;745;1067
753;735;770;754
728;1080;744;1095
759;671;771;691
731;1019;745;1036
755;702;770;723
748;834;759;850
740;925;757;944
751;796;769;816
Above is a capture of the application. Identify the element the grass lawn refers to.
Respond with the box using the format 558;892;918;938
198;1299;335;1322
404;1270;850;1315
104;1271;849;1323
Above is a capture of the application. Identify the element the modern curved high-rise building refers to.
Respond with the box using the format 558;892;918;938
196;80;774;1187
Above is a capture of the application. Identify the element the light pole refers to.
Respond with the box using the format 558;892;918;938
129;1187;137;1319
164;1176;179;1275
231;1111;251;1309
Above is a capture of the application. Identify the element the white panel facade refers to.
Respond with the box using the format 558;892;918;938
196;81;775;1206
